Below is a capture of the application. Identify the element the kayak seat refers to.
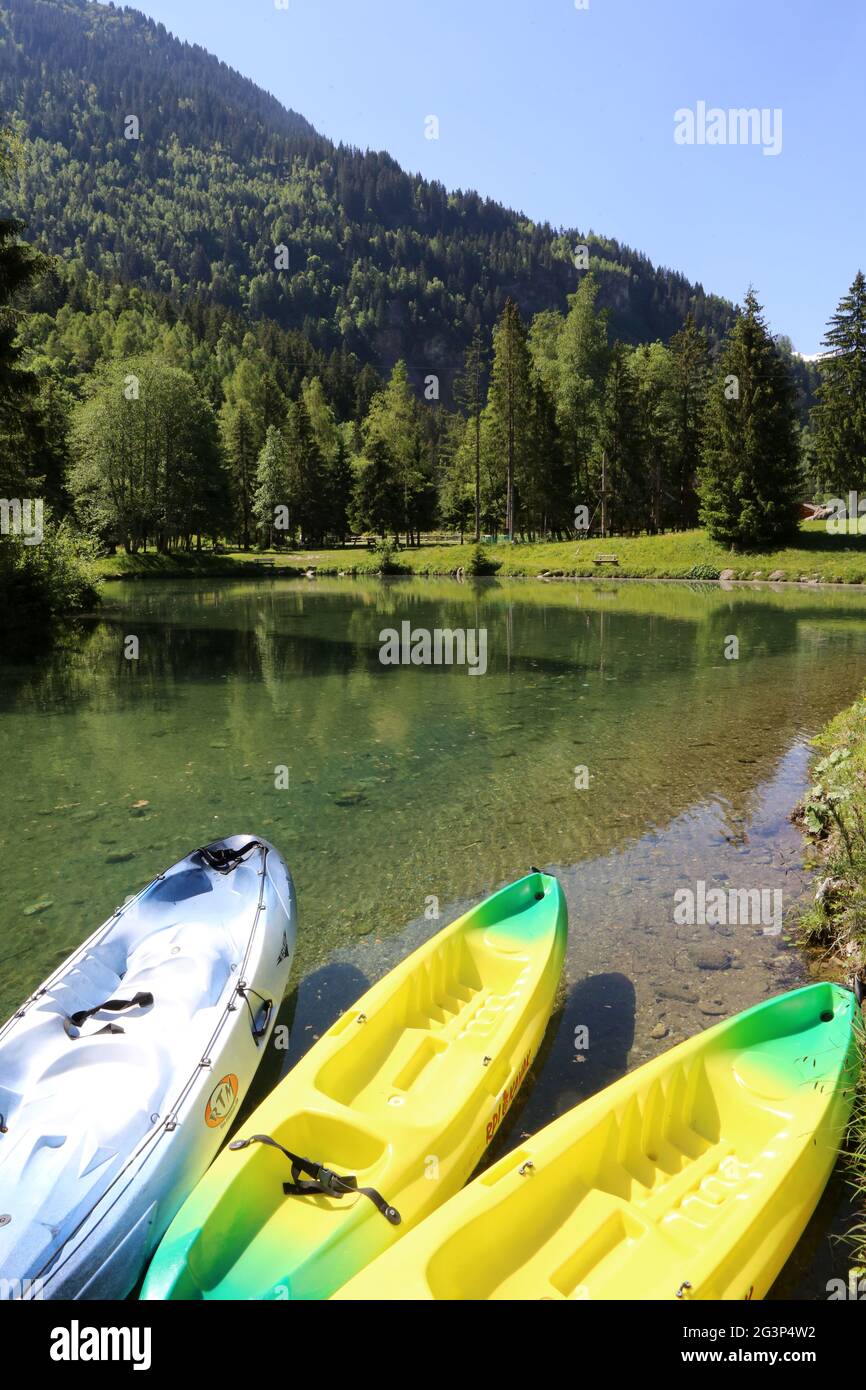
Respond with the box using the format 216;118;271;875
314;926;532;1113
3;920;237;1166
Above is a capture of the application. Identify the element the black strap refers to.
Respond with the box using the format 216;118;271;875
237;985;273;1041
229;1134;401;1225
68;991;154;1029
198;840;261;872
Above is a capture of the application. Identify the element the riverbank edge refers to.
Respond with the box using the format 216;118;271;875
94;551;866;589
793;692;866;1271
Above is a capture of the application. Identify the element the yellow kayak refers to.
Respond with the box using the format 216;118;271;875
336;983;860;1301
141;870;567;1300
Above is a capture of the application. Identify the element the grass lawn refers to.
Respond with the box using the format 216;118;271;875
93;550;299;580
94;524;866;585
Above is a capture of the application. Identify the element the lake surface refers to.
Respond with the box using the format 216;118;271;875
3;575;866;1296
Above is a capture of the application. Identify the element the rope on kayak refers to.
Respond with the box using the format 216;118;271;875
197;840;262;873
229;1134;402;1225
64;991;154;1038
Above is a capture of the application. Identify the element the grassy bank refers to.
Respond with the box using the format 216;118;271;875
795;694;866;1267
92;525;866;585
93;551;300;581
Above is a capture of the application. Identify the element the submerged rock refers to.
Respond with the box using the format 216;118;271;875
655;984;699;1004
687;944;732;971
23;900;54;917
334;790;367;808
105;850;135;865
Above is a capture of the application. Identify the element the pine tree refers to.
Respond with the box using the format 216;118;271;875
253;426;291;546
554;274;610;518
352;436;401;539
437;413;475;541
813;271;866;492
362;362;429;545
487;299;533;540
0;131;49;492
326;433;353;543
668;314;710;528
698;289;801;549
598;344;645;535
220;398;259;548
453;326;487;541
285;397;327;545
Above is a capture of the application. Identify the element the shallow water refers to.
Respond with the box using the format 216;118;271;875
3;575;866;1297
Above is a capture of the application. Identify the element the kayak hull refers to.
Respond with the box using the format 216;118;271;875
336;983;860;1301
141;870;568;1301
0;835;296;1300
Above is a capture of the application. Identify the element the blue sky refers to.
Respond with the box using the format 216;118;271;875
129;0;864;356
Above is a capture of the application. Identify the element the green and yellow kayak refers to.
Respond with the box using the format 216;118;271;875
140;870;567;1300
336;983;860;1301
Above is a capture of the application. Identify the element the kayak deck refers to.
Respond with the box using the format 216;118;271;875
336;983;860;1301
142;871;567;1301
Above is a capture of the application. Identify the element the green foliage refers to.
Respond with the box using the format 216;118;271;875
71;356;227;551
813;271;866;493
0;0;738;392
698;290;802;550
252;426;291;546
0;516;100;629
0;5;849;599
368;538;409;575
465;543;501;576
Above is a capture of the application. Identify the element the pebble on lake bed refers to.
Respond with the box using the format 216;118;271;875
687;945;732;971
650;1022;669;1039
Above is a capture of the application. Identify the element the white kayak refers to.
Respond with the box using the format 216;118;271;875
0;835;296;1300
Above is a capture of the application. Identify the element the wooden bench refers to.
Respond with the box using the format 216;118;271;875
592;554;619;565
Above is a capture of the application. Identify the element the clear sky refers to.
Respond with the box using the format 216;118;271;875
126;0;864;356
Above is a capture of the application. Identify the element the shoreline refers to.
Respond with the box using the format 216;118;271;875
794;691;866;1271
95;560;866;592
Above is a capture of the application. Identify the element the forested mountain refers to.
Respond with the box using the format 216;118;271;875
0;0;739;385
0;0;837;629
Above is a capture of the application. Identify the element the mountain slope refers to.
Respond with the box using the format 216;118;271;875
0;0;737;382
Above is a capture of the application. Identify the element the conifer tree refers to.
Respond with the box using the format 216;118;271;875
0;131;49;491
453;326;487;541
698;289;801;548
285;396;326;545
352;436;401;539
554;273;610;515
253;425;291;546
220;398;259;548
813;271;866;492
487;299;532;540
598;344;645;535
668;313;710;527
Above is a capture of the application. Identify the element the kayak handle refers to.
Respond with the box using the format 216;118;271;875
198;840;262;873
252;997;273;1042
237;984;273;1045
